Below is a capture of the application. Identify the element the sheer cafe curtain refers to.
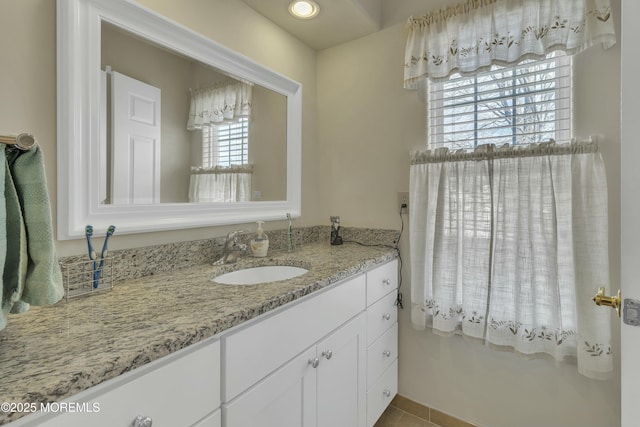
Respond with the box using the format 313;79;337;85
189;165;252;203
409;140;612;379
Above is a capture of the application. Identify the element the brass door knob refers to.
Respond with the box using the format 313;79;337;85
592;287;621;317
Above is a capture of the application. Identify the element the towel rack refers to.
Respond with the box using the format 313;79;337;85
0;133;37;150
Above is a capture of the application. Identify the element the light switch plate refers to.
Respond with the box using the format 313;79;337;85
623;298;640;326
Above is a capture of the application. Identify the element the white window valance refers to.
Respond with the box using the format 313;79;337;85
404;0;616;88
187;81;252;130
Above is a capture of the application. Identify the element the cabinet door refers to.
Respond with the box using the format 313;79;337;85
316;313;366;427
224;347;317;427
31;341;220;427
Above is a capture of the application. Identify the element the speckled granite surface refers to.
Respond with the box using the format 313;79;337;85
0;238;397;425
57;226;399;284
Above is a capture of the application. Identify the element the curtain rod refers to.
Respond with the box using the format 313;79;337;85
0;133;37;150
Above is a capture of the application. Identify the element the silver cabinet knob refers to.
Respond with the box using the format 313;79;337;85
383;313;391;320
308;357;320;368
383;350;391;357
383;389;391;398
133;416;153;427
322;350;333;360
382;278;391;286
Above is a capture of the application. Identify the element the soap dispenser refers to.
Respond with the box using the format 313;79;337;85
250;221;269;257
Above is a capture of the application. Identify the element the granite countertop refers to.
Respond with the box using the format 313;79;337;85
0;241;396;425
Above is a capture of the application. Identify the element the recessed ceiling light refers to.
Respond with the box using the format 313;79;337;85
288;0;320;19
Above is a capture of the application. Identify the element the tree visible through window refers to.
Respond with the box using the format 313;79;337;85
202;117;249;167
428;53;571;150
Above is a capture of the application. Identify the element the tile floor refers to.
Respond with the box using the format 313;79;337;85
374;405;440;427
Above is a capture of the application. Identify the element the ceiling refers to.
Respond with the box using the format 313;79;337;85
241;0;384;50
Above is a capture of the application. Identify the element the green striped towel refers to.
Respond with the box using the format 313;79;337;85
1;145;63;331
1;146;7;329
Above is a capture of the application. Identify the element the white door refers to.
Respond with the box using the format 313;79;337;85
223;347;317;427
620;1;640;426
316;314;366;427
111;71;161;204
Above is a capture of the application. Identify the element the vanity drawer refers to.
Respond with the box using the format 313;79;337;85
223;274;366;401
366;290;397;346
36;340;220;427
366;359;398;427
366;260;398;306
367;324;398;389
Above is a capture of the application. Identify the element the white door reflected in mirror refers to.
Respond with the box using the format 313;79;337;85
109;71;162;205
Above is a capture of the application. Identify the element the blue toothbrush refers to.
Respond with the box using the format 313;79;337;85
95;225;116;286
85;225;97;287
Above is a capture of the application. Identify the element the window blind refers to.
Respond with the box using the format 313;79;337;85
428;53;572;150
202;118;249;167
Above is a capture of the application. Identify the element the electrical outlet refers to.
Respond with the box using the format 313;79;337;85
398;192;409;210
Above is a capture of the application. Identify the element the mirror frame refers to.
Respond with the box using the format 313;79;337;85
56;0;302;239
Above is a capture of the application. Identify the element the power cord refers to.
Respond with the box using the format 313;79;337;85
396;203;406;309
341;203;407;309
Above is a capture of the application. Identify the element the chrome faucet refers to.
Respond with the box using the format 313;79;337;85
213;230;248;265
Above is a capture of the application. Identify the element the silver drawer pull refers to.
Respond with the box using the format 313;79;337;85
133;416;153;427
383;313;391;320
308;357;320;368
322;350;333;360
383;389;391;398
382;278;391;286
383;350;391;357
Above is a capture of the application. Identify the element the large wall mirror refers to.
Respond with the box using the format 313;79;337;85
57;0;302;239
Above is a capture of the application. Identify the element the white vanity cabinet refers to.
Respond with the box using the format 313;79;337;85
365;259;399;427
222;258;399;427
222;274;367;427
10;339;221;427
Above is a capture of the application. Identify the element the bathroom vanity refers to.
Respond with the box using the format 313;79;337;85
0;242;398;427
223;258;398;427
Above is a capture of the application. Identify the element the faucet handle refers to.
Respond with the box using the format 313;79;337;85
227;230;248;240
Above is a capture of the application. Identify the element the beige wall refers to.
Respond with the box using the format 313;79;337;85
317;1;621;426
0;0;320;256
250;86;287;201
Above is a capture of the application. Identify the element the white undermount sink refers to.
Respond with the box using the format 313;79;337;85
212;265;309;285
